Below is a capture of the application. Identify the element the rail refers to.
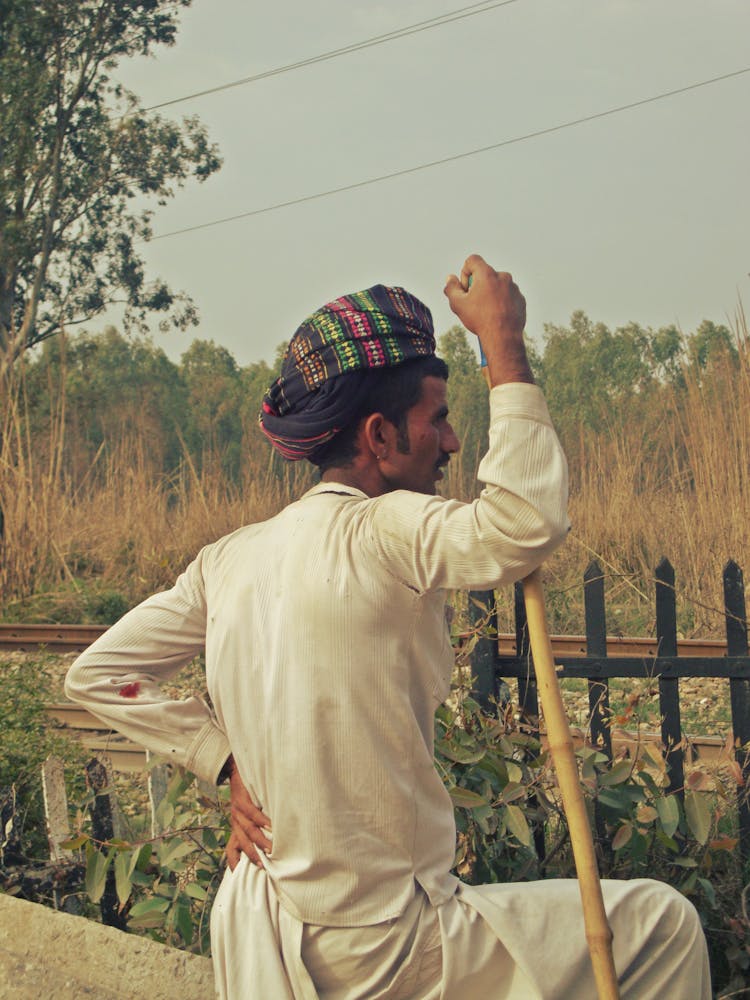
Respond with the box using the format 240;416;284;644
0;621;730;657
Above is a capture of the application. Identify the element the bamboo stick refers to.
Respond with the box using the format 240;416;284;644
470;266;618;994
522;568;620;999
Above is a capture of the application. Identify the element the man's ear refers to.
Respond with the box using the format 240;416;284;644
361;412;395;459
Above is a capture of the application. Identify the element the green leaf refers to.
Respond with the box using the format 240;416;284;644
448;786;489;809
129;897;171;917
174;901;194;945
697;878;717;908
473;803;496;836
499;782;526;805
114;851;134;907
655;794;681;839
60;834;89;850
435;739;486;765
158;836;196;868
135;842;154;871
671;856;698;868
128;897;170;929
678;871;698;894
476;755;508;785
505;761;523;783
654;828;679;853
505;804;531;847
166;769;193;804
597;788;632;813
184;882;208;902
684;791;711;845
155;800;175;829
130;870;155;886
85;846;111;904
202;827;219;851
597;760;634;787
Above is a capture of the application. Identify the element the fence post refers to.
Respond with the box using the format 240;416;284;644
655;558;684;797
513;581;546;862
514;581;540;727
41;756;72;862
583;561;612;860
147;751;170;838
468;590;500;713
724;560;750;861
86;756;127;930
584;561;612;759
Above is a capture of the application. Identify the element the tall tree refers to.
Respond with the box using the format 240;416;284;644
0;0;221;373
438;326;489;498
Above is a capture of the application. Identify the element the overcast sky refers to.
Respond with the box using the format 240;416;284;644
111;0;750;368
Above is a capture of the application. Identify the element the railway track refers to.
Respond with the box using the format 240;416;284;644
4;622;731;771
0;623;108;652
0;621;730;657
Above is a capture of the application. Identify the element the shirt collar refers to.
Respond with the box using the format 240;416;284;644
300;481;369;501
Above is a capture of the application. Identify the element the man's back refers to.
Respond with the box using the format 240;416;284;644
203;482;459;927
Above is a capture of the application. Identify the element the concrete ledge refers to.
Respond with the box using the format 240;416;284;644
0;893;215;999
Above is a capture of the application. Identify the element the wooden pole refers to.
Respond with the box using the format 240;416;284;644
522;568;620;999
470;267;618;994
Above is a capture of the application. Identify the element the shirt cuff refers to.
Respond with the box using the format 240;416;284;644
184;718;232;786
489;382;554;425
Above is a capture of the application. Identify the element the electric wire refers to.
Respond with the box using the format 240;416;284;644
143;0;521;112
147;65;750;243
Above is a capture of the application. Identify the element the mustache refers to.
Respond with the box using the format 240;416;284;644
436;453;451;469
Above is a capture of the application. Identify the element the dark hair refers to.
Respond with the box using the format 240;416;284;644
309;355;449;472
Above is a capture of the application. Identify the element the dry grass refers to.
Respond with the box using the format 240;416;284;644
1;309;748;634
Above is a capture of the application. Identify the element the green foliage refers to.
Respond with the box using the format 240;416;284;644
64;767;228;953
434;671;749;992
0;655;87;859
536;312;670;441
438;326;489;499
0;0;222;365
436;695;545;882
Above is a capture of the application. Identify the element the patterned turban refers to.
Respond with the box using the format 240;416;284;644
259;284;435;461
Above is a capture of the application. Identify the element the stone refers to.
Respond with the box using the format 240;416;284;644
0;893;215;999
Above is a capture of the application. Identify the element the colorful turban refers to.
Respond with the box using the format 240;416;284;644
259;284;435;460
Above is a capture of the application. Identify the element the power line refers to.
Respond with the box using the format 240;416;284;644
143;0;521;112
148;66;750;243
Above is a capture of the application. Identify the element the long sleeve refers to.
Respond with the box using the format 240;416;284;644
64;549;230;784
365;382;569;594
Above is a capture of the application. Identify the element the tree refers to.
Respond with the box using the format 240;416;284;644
438;326;489;498
23;326;186;475
685;320;737;373
180;339;243;473
0;0;222;373
536;311;686;439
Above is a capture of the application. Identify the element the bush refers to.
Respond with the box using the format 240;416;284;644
0;655;87;862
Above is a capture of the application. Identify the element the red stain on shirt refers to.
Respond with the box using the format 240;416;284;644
119;682;141;698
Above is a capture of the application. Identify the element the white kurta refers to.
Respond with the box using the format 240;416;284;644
65;383;710;997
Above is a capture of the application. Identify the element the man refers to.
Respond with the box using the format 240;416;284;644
66;255;710;998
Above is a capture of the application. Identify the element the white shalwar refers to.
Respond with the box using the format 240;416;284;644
65;383;711;999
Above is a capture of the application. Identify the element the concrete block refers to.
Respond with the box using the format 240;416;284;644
0;893;215;999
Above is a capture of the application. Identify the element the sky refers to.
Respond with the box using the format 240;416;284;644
110;0;750;368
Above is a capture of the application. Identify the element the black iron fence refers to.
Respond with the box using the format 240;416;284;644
470;558;750;859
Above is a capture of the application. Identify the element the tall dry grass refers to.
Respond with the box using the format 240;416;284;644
545;305;750;637
1;311;748;632
0;364;314;610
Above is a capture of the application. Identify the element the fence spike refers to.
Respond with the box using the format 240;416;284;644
654;559;683;796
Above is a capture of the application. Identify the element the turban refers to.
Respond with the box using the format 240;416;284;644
259;284;435;461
